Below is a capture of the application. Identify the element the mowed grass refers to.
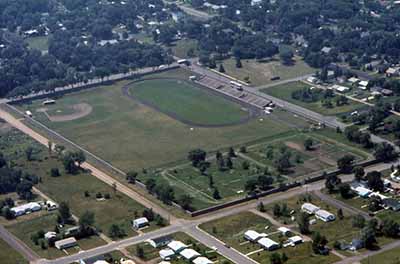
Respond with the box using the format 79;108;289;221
221;56;315;87
0;127;153;239
170;39;198;58
129;78;248;126
261;81;366;116
19;68;296;171
0;237;28;264
361;246;400;264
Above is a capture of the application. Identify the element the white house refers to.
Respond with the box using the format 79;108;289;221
331;84;350;93
55;237;77;250
11;202;41;217
159;249;175;260
288;236;303;245
167;240;188;253
258;237;279;251
348;77;360;84
193;256;213;264
244;230;262;242
179;248;200;260
307;76;318;83
278;227;291;236
315;209;336;222
351;186;372;198
148;236;172;248
132;217;149;229
301;203;320;215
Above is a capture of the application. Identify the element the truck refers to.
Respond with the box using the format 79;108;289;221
230;81;243;91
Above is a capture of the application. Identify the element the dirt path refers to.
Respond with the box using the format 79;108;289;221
46;103;92;122
0;107;178;225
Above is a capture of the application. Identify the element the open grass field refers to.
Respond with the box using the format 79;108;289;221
361;246;400;264
221;56;315;87
0;237;28;264
128;78;249;126
261;82;366;116
0;126;158;239
6;214;106;259
250;242;340;264
170;39;198;58
18;68;299;171
126;232;232;263
25;36;49;51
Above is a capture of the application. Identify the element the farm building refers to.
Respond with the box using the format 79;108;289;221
257;237;279;251
148;235;172;248
167;240;188;253
301;203;320;215
55;237;77;250
315;209;336;222
159;249;175;260
11;202;41;217
193;257;213;264
132;217;149;229
179;248;201;260
244;230;262;242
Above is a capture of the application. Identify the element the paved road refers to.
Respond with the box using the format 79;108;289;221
0;224;40;262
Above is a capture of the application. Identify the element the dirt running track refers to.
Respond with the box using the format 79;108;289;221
0;107;178;225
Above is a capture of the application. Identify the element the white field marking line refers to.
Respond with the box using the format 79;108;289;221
193;225;260;264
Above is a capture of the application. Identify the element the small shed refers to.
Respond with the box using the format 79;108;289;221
257;237;279;251
55;237;77;250
132;217;149;229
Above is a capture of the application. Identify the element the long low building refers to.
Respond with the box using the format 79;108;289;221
257;237;279;251
11;202;41;217
55;237;77;250
315;209;336;222
301;203;320;215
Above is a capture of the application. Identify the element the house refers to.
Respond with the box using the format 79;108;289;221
307;76;318;83
193;257;213;264
132;217;149;229
244;230;262;242
167;240;188;253
321;47;332;54
386;67;400;77
351;186;372;198
159;249;175;260
369;192;388;200
288;236;303;245
381;89;393;96
179;248;201;260
257;237;279;251
331;84;350;93
55;237;77;250
44;231;57;241
315;210;336;222
64;226;80;236
301;203;320;215
11;202;41;217
148;236;172;248
93;261;109;264
382;198;400;211
278;227;291;236
358;80;369;90
348;77;360;84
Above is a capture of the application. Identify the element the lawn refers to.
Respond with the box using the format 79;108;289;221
250;242;340;264
221;56;315;87
170;39;198;58
6;214;106;259
199;211;277;254
361;246;400;264
126;232;232;263
261;81;367;116
18;68;297;172
25;36;49;51
128;78;249;126
0;127;159;240
0;237;28;264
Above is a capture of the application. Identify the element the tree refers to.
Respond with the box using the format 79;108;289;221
62;152;79;174
337;155;355;173
325;174;341;193
366;171;384;192
242;160;250;170
228;147;236;158
213;188;221;199
73;150;86;167
188;149;207;167
79;210;95;232
178;194;193;211
109;224;125;238
145;178;156;193
58;202;72;224
126;171;138;184
25;146;34;161
245;179;257;194
304;138;314;150
48;141;53;154
219;64;225;73
258;202;266;212
312;232;328;254
374;142;396;161
273;204;281;217
353;166;365;182
382;219;400;238
274;149;292;173
338;183;352;199
226;157;233;169
136;245;144;258
270;253;282;264
337;208;344;220
279;48;294;65
235;58;242;68
297;212;310;234
50;168;60;177
258;175;274;190
361;226;377;249
368;196;382;212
